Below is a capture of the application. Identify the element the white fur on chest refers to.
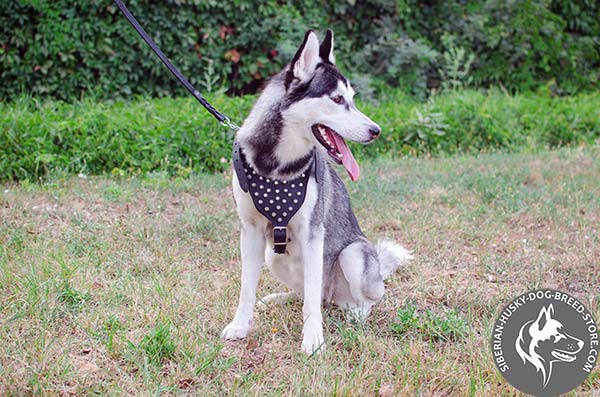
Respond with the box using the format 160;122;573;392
233;170;320;295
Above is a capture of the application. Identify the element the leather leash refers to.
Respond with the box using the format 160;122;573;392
114;0;239;130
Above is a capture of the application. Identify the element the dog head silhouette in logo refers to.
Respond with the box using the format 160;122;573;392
515;304;584;387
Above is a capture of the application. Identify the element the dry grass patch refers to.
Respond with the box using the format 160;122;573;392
1;147;598;396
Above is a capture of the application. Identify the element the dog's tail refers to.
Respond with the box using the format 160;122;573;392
376;240;413;279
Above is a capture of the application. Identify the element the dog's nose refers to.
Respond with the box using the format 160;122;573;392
369;126;381;138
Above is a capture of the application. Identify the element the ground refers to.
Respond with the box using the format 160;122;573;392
0;147;598;396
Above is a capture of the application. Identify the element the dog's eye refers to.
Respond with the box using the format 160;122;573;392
331;95;345;105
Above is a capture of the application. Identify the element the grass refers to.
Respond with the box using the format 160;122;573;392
1;88;599;181
0;146;599;395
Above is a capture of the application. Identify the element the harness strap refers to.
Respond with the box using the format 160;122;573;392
232;140;248;192
233;141;322;254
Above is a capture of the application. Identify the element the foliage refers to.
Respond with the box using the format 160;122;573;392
0;0;313;100
0;0;598;101
438;35;476;91
1;89;599;181
352;20;439;99
419;0;600;93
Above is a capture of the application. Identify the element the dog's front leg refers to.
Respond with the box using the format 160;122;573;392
300;225;325;354
222;223;265;340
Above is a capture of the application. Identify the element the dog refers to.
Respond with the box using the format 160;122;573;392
222;30;412;354
515;304;584;387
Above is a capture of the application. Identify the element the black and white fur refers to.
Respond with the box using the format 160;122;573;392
222;30;412;354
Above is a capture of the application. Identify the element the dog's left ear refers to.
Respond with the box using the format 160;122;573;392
290;30;320;82
319;29;335;64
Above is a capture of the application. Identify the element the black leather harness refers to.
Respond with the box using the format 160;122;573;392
233;140;322;254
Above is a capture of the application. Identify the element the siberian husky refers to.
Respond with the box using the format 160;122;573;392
222;30;412;354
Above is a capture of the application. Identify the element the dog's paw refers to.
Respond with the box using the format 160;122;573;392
301;324;325;355
221;322;250;340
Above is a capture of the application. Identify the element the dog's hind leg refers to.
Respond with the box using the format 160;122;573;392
222;223;265;340
257;292;298;310
336;240;385;320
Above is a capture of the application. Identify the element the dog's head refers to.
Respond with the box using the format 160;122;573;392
281;30;380;181
516;304;584;386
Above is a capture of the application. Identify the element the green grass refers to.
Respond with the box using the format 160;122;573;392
138;323;177;365
1;89;599;181
0;147;599;395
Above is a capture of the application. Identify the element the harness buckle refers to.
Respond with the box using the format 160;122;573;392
273;226;287;254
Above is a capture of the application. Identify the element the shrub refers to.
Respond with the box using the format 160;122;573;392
1;89;598;181
0;0;598;101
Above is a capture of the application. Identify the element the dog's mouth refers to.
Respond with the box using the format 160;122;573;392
311;124;360;181
552;349;577;362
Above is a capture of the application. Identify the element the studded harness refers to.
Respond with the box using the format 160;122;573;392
233;140;323;254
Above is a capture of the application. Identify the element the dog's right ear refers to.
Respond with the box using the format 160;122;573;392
290;30;320;82
535;305;552;331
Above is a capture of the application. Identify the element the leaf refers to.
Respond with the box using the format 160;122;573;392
224;49;240;63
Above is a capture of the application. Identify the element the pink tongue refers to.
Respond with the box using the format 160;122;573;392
331;133;360;181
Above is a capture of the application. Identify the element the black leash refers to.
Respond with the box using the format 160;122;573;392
114;0;239;130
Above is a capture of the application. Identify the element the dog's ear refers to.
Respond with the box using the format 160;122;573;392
290;30;320;82
535;305;552;331
319;29;335;64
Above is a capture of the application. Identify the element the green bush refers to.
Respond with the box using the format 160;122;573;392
0;0;598;101
419;0;600;93
1;89;598;181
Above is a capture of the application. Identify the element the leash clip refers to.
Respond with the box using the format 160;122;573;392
220;116;240;131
